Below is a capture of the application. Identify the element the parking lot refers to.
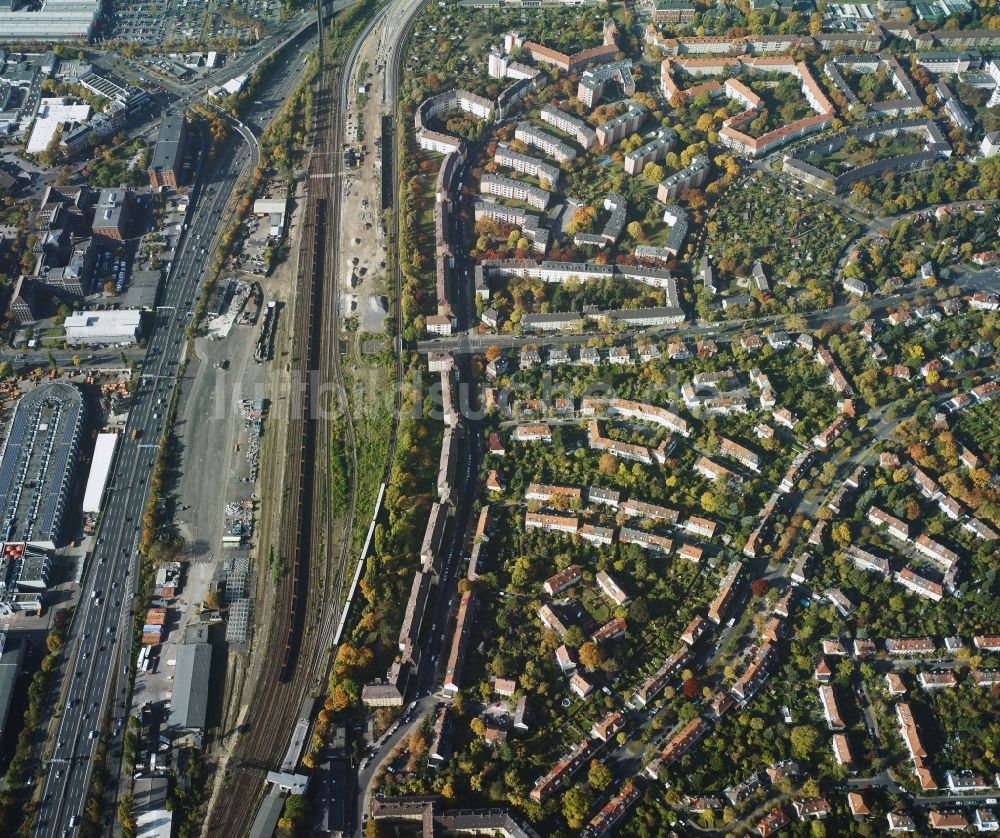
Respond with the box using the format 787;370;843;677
107;0;279;47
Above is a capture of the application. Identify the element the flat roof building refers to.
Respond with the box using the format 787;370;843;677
167;642;213;731
64;309;142;345
148;113;187;190
0;382;84;548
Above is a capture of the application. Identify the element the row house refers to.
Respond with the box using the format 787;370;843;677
868;506;909;541
468;506;493;581
580;524;614;547
710;692;736;720
526;483;582;505
592;617;627;643
656;717;709;768
596;570;629;606
681;615;706;646
897;702;937;790
618;527;674;554
588;486;621;508
974;636;1000;652
588;421;654;465
421;503;449;570
525;511;578;534
443;592;477;697
591;710;626;743
896;567;944;602
539;604;570;637
631;644;690;707
512;423;552;442
529;737;599;803
964;516;999;541
732;642;774;702
813;415;848;449
696;455;741;484
915;534;958;569
854;638;876;658
971;670;1000;687
845;545;890;577
581;397;691;437
620;498;679;524
928;811;969;831
779;450;811;493
583;782;640;838
543;565;582;596
918;671;958;690
685;516;718;539
719;437;760;471
708;561;742;624
833;733;854;769
807;518;829;547
886;637;936;655
818;685;846;730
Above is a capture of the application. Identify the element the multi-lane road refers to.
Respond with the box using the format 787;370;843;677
32;26;321;838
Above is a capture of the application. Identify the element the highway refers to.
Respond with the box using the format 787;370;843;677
31;28;320;838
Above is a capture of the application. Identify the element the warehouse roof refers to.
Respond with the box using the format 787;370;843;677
167;643;212;731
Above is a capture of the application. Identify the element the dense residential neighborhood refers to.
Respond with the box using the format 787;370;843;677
1;0;999;834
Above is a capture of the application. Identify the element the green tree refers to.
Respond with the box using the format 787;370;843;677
561;785;593;829
790;724;819;759
588;760;612;791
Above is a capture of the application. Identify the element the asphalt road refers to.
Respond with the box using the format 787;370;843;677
416;265;1000;356
32;30;318;835
353;137;479;838
32;123;255;837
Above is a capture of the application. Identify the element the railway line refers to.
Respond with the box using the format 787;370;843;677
204;3;399;834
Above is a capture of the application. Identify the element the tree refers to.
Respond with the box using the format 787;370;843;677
626;220;644;240
682;676;701;700
578;641;605;670
790;724;820;759
751;578;770;598
588;759;612;791
850;303;872;321
561;785;593;830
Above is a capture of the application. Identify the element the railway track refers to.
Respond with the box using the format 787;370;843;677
204;4;397;834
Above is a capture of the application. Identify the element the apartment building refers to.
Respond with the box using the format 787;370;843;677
479;172;550;210
540;103;596;149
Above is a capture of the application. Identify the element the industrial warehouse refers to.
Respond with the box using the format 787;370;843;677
0;382;85;549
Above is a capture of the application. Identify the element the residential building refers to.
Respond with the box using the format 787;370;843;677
819;685;845;730
148;113;187;189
